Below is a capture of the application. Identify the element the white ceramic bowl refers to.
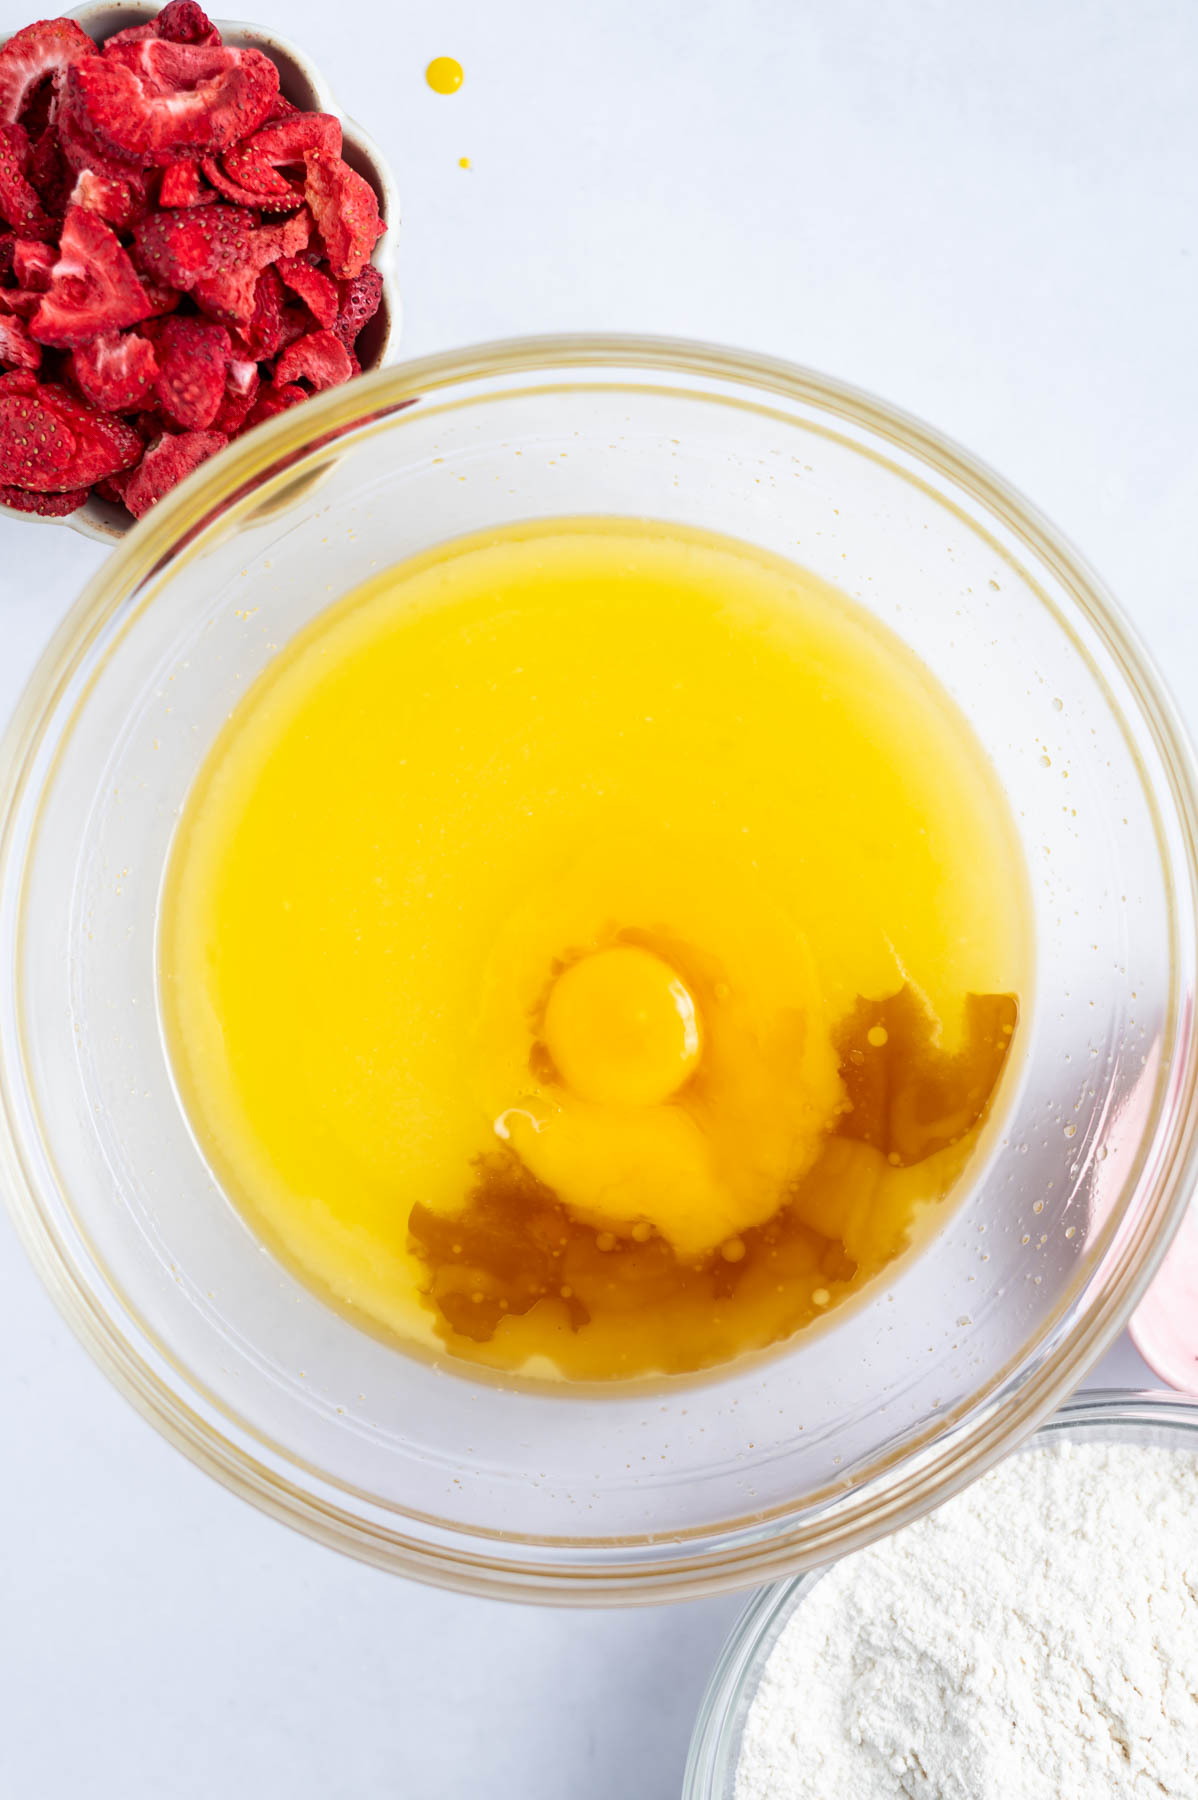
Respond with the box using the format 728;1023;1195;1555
0;1;401;543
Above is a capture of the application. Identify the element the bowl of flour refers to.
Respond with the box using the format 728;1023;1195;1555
684;1390;1198;1800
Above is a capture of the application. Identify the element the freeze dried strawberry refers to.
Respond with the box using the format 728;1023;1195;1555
139;273;181;316
274;327;350;391
71;42;278;164
73;328;158;411
158;160;211;207
251;206;312;265
26;124;69;213
101;24;159;49
303;149;384;279
213;356;258;433
119;424;226;516
55;86;147;184
0;285;40;318
0;124;56;239
275;253;337;329
221;111;340;205
333;264;382;349
154;314;229;428
157;1;221;47
12;238;54;289
0;17;92;127
243;377;307;428
234;262;284;357
0;386;75;485
0;313;39;369
67;168;138;229
199;151;300;211
133;201;254;289
30;205;152;347
30;380;142;484
0;479;87;514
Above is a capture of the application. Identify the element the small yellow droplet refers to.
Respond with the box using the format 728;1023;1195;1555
595;1231;616;1252
720;1237;746;1263
631;1221;652;1243
426;56;463;95
812;1287;831;1306
458;155;471;170
867;1024;888;1048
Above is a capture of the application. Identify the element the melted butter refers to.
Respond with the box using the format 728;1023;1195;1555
161;520;1029;1383
426;55;463;94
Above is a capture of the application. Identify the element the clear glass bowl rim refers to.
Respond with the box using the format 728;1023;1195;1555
2;334;1197;1603
682;1387;1198;1797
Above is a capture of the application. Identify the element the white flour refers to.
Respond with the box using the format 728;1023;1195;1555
735;1441;1198;1799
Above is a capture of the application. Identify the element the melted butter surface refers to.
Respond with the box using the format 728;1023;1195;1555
162;520;1029;1381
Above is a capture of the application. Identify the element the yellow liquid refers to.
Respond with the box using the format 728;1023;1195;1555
162;521;1028;1381
425;55;463;94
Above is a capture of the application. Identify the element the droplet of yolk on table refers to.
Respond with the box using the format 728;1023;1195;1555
426;55;463;94
543;945;703;1107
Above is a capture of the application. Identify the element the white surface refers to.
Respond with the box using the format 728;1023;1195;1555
0;2;1194;1795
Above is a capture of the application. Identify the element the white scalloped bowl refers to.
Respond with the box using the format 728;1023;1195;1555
0;1;401;543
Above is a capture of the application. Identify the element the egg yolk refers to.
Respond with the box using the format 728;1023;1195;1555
543;945;702;1107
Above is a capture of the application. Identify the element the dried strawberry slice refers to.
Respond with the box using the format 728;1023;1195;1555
0;18;93;127
30;204;152;347
333;265;383;350
231;262;284;357
0;480;88;515
275;253;338;328
0;123;57;240
73;328;159;412
199;152;301;211
32;380;142;485
157;2;221;47
133;201;255;289
68;167;139;229
0;386;75;486
221;111;341;204
251;206;312;265
274;327;352;391
12;238;54;290
56;86;148;185
26;124;69;214
70;42;278;164
119;425;227;516
302;149;384;280
0;286;40;319
158;160;212;207
154;314;230;429
243;377;307;429
192;263;259;327
0;313;39;370
213;356;259;433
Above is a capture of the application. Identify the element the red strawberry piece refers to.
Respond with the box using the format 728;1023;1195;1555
193;262;258;326
119;424;226;516
221;110;341;203
27;379;142;485
333;264;383;350
101;24;159;49
26;124;69;214
30;204;152;347
233;262;284;357
55;86;147;184
154;313;230;429
251;206;312;265
158;160;211;207
199;152;299;211
302;149;384;280
275;253;337;329
67;167;138;229
0;123;56;239
0;18;93;128
274;326;351;392
133;201;255;289
70;42;278;164
0;366;38;392
261;94;299;125
0;386;75;486
139;273;181;316
0;313;39;369
243;377;307;429
213;356;258;433
72;327;158;411
12;238;54;290
275;301;309;353
0;286;40;319
0;479;88;514
156;1;221;47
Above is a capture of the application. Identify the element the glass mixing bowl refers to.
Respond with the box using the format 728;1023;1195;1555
1;337;1196;1603
683;1389;1198;1796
